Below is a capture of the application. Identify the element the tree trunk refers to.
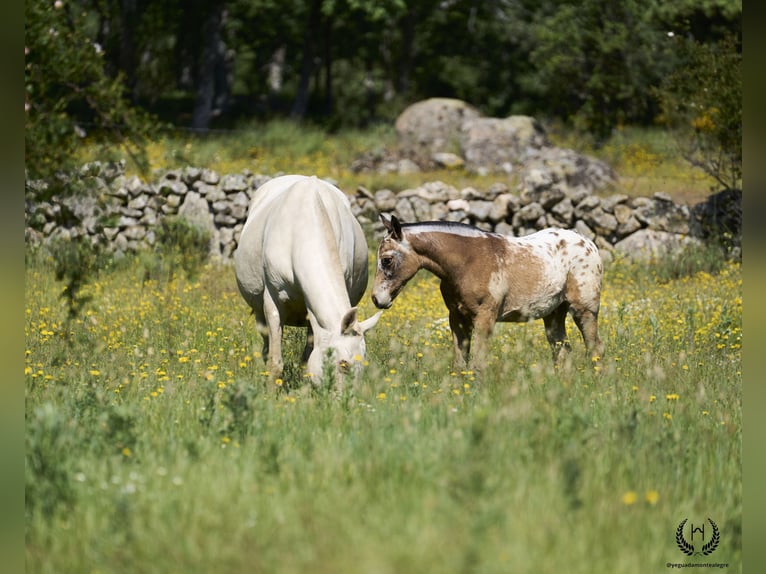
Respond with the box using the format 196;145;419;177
118;0;138;100
191;0;225;131
291;0;322;119
396;5;416;96
322;16;333;116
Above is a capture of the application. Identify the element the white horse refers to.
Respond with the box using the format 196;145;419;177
235;175;380;384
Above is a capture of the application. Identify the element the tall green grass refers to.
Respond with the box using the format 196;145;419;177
25;241;741;573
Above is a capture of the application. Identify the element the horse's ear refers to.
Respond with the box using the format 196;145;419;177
390;215;403;241
380;213;403;241
358;310;382;334
340;307;359;336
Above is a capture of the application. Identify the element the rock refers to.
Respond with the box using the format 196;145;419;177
634;198;690;234
201;169;221;185
127;194;149;211
582;207;618;236
494;221;515;236
397;158;421;174
122;225;146;241
689;188;742;252
394;197;416;222
460;115;548;173
468;200;494;221
157;179;188;196
550;198;574;226
574;220;595;240
165;194;182;209
522;167;554;193
395;98;481;160
513;202;545;225
574;195;601;214
432;152;465;169
182;166;202;185
178;191;214;233
374;189;397;212
410;196;432;221
613;229;702;262
521;186;565;209
447;198;470;212
602;194;629;212
616;215;642;237
491;194;515;221
211;200;231;215
221;173;249;193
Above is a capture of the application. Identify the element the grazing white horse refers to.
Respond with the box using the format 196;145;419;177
234;175;380;384
371;214;604;371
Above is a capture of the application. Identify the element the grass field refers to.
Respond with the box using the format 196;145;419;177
25;239;742;573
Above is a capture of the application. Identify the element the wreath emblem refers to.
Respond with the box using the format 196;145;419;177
676;518;720;556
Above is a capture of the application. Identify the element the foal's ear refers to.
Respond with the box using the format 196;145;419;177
380;213;403;241
390;215;403;240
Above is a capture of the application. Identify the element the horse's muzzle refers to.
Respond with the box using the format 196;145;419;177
371;292;392;309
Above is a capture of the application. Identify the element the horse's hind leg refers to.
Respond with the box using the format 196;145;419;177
543;303;572;365
572;308;604;362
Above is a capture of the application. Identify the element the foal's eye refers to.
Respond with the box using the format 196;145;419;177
380;256;394;270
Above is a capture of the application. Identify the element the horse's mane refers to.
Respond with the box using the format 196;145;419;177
402;220;501;239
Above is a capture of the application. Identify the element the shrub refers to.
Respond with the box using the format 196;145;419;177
654;33;741;192
154;216;212;281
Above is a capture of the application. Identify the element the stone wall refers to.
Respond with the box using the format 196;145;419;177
25;160;741;262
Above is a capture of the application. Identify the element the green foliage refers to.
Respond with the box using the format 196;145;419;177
152;216;211;281
524;0;674;144
49;236;102;322
654;33;741;191
25;0;741;146
25;403;77;519
25;0;157;186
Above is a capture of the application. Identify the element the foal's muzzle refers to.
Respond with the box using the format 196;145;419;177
371;292;392;309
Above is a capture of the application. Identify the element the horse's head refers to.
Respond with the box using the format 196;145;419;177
307;307;381;383
371;214;421;309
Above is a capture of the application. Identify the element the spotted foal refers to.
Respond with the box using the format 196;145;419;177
371;214;604;370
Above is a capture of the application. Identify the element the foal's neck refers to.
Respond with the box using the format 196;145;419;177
407;231;470;281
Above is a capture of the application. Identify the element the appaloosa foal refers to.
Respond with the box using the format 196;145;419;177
371;214;604;371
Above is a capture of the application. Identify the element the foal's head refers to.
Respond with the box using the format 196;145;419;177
371;214;421;309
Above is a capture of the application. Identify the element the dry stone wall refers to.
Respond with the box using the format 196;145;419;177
25;160;740;262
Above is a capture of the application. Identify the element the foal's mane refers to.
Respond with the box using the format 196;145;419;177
402;220;501;239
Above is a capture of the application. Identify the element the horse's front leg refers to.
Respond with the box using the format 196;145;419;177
448;308;472;372
262;288;284;379
301;323;315;364
469;311;496;373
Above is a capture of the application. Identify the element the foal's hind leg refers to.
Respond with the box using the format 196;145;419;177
543;303;572;366
572;308;604;362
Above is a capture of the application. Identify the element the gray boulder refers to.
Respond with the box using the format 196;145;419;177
613;229;702;262
395;98;481;160
460;116;548;174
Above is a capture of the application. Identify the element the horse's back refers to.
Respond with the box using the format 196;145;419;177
529;227;603;309
498;227;602;317
234;175;367;310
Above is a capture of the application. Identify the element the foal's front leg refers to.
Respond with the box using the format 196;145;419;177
448;308;472;372
469;311;497;373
